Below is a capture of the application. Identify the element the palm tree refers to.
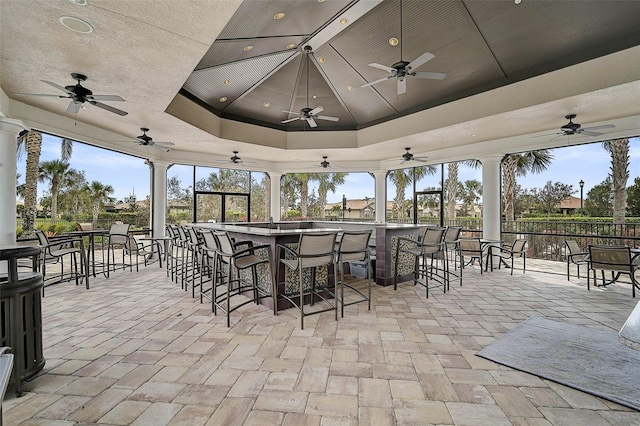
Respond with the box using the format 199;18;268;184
294;173;311;218
460;179;482;217
603;138;630;225
281;174;299;218
86;181;115;228
316;172;347;218
445;163;459;220
39;160;77;221
16;130;42;238
502;150;553;221
388;166;437;220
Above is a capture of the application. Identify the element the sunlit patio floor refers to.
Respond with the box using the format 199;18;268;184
4;259;640;425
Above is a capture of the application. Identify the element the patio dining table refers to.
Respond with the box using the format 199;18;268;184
65;229;107;280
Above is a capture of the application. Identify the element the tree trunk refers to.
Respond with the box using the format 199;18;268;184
92;200;100;228
51;180;58;222
300;179;309;218
609;138;630;225
446;162;458;220
23;131;42;238
502;155;517;221
394;186;405;220
264;176;271;221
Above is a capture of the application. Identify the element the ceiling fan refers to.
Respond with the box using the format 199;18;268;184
130;128;174;152
316;156;340;169
15;73;128;116
281;46;339;128
533;114;615;140
360;1;446;95
400;147;429;163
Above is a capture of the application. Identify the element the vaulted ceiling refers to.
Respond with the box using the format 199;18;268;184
181;0;640;131
0;0;639;170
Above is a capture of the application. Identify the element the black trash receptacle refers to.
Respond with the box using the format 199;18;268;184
0;245;45;396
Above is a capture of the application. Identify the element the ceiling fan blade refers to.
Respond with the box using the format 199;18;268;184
582;124;615;131
316;115;339;122
306;117;318;128
152;141;175;146
368;63;395;73
397;77;407;95
412;71;446;80
549;134;566;142
150;144;170;152
282;110;301;115
361;75;393;88
66;101;81;114
88;94;125;102
281;117;299;124
406;51;435;72
42;80;72;94
530;132;562;138
15;93;68;98
580;130;603;136
89;101;128;116
309;106;324;115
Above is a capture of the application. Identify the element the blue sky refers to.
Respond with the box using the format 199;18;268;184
18;134;639;204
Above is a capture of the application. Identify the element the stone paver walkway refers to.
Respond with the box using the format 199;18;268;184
4;262;640;425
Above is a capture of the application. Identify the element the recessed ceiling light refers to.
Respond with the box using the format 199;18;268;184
223;79;230;85
243;45;253;51
286;43;296;49
59;16;93;33
317;57;325;63
274;12;285;20
68;0;87;5
312;95;317;99
263;102;271;108
219;97;228;102
347;85;355;91
339;18;349;25
389;37;399;46
318;0;326;2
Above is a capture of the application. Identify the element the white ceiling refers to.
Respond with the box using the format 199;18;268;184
1;0;639;173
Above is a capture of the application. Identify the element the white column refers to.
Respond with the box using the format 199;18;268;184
269;172;282;221
479;155;503;241
0;118;27;248
151;160;170;237
373;171;387;223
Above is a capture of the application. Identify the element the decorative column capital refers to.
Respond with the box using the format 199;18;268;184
150;160;173;170
477;154;504;166
0;118;28;135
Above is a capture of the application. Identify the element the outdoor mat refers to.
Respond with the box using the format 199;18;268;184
476;316;640;411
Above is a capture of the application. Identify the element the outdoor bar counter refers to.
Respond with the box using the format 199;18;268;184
193;221;425;288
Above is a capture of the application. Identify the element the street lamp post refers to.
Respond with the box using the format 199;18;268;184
579;180;584;216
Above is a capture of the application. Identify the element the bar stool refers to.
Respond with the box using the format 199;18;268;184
212;231;276;327
276;232;338;329
336;230;372;317
394;227;446;298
